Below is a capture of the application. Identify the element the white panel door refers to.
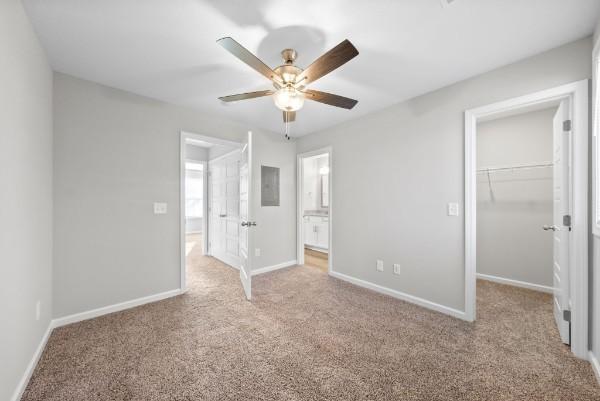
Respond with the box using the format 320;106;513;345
239;132;254;300
208;151;241;269
551;99;571;345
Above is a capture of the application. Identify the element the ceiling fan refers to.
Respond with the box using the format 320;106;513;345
217;37;359;138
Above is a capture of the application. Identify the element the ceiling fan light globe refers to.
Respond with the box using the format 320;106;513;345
273;87;304;112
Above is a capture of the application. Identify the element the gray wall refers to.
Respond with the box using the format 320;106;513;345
476;108;555;287
0;1;53;400
53;73;296;318
209;144;238;160
296;37;592;312
253;132;297;267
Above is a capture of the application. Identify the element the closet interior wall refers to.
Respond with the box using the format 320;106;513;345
476;107;557;289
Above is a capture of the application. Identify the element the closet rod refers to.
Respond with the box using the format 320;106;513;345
476;162;553;173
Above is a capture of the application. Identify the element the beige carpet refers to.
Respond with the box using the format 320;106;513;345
22;241;599;400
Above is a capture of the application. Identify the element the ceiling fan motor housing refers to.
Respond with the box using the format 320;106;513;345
274;64;303;86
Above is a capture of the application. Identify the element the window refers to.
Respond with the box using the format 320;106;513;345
185;163;203;218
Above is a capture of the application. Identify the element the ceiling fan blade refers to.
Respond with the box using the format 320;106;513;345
283;111;296;123
219;90;274;102
217;37;282;84
296;39;358;85
303;89;358;109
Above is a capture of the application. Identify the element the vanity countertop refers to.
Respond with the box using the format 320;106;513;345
303;210;329;217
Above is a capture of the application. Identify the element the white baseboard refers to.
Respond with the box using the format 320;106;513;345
590;351;600;385
329;271;467;320
11;322;53;401
476;273;554;294
252;260;297;276
52;288;183;328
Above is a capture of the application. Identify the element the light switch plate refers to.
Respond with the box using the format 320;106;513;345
255;248;261;257
376;260;384;272
154;202;167;214
393;264;401;275
447;202;459;216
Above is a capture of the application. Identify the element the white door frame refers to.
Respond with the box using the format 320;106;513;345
297;147;333;274
464;80;589;359
179;131;243;292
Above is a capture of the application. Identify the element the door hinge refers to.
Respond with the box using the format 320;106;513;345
563;214;571;229
563;309;571;322
563;119;572;131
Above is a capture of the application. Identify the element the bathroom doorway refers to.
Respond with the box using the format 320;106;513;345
297;148;332;273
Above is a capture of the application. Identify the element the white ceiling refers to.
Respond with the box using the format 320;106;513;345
24;0;600;137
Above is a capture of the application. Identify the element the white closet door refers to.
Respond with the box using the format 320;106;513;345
239;132;254;300
552;99;571;345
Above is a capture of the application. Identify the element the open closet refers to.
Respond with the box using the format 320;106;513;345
476;107;556;293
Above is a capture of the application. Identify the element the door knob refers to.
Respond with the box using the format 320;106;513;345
543;225;558;231
219;214;227;218
241;221;257;227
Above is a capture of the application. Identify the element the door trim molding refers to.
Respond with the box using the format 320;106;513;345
297;147;333;274
464;80;589;359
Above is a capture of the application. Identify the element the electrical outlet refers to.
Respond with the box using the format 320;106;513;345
35;301;41;321
376;260;384;272
393;264;401;275
255;248;261;257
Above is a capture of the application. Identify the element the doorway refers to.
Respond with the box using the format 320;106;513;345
297;148;332;273
179;132;246;292
464;80;589;359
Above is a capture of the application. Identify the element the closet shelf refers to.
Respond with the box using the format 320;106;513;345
476;162;553;173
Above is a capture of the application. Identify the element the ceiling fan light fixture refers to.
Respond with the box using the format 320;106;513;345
216;37;359;130
273;86;305;112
